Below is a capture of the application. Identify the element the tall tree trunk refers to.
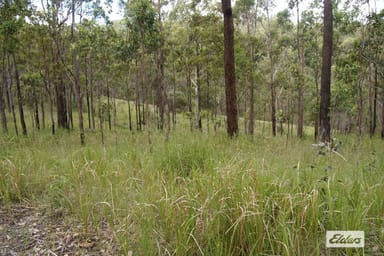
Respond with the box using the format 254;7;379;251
71;0;85;145
373;64;378;134
195;62;202;131
141;43;152;148
135;61;141;131
34;92;40;129
187;69;193;131
319;0;333;142
40;93;45;129
172;63;176;129
247;11;256;135
85;61;91;129
222;0;238;137
156;0;171;140
43;73;55;135
74;58;84;144
6;53;17;135
125;76;133;131
296;1;304;138
89;63;95;130
314;54;320;141
266;1;276;136
56;78;68;129
1;51;8;133
370;64;378;137
106;78;112;131
12;54;27;136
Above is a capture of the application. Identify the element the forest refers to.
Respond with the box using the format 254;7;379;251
0;0;384;255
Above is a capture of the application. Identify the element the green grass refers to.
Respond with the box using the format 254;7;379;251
0;125;383;255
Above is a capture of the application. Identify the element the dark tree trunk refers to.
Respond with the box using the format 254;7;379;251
56;78;68;129
296;2;304;138
85;61;91;129
71;0;85;145
43;73;55;135
266;1;276;136
74;59;85;145
89;64;95;130
370;64;378;137
319;0;333;142
68;80;74;130
40;93;45;129
222;0;238;137
12;54;27;136
248;56;255;135
195;62;202;131
1;52;8;134
126;79;133;131
106;79;112;131
187;69;193;131
34;94;40;130
314;55;320;141
6;53;17;135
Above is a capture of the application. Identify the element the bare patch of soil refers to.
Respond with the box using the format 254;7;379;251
0;203;119;256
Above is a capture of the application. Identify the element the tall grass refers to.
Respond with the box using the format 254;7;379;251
0;128;383;255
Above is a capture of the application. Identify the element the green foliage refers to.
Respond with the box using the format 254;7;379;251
1;129;384;255
156;137;214;177
124;0;161;55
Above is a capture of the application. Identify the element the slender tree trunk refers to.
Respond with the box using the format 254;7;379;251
71;0;85;145
266;1;276;136
314;58;320;141
370;64;378;137
195;62;202;131
12;54;27;136
373;64;378;134
135;64;141;132
34;92;40;129
106;78;112;131
40;93;45;129
141;43;152;148
98;83;104;145
86;61;91;129
0;51;8;134
126;78;133;131
319;0;333;142
172;63;176;129
222;0;238;137
6;53;17;135
296;1;304;138
44;76;55;135
89;63;95;130
247;9;257;135
187;69;193;131
74;59;84;144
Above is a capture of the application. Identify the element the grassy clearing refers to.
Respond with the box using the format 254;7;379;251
0;128;383;255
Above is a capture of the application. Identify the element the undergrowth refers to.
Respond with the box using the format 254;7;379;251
0;129;383;255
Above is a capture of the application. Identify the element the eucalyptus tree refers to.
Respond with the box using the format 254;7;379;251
301;8;322;140
222;0;238;137
289;0;305;138
234;0;260;135
124;0;161;145
0;0;30;136
319;0;333;142
263;0;277;136
365;10;384;137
